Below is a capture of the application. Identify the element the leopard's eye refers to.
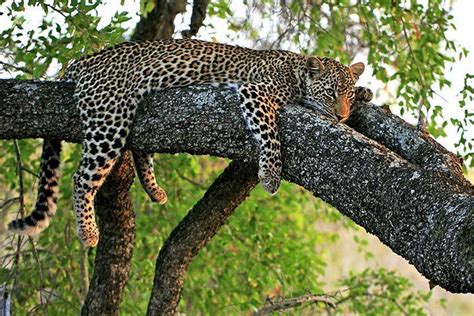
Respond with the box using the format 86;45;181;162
327;89;338;100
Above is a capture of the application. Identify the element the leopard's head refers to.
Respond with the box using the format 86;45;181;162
302;56;365;123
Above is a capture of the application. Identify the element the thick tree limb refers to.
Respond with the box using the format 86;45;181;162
0;79;472;294
147;161;258;314
348;104;466;185
81;152;136;316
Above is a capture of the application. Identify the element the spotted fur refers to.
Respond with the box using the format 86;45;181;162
8;39;372;246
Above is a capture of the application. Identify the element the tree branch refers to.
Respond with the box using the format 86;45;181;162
255;293;336;315
348;104;466;185
0;79;472;294
182;0;210;38
147;161;258;314
80;152;136;315
131;0;187;41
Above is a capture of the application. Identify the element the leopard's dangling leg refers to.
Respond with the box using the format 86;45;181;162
73;94;139;247
238;82;286;195
8;139;61;235
132;151;167;204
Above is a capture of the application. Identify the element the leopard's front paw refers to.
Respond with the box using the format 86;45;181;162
258;169;281;195
355;86;373;103
78;223;99;247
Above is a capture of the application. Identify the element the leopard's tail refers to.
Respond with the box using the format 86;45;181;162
8;139;61;236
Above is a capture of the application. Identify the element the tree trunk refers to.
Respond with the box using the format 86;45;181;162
81;152;136;316
0;80;472;294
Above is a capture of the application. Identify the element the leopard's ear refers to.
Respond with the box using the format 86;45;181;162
350;62;365;80
306;56;325;78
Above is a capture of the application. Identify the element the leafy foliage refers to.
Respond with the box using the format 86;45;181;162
0;0;469;314
337;268;432;316
0;0;130;79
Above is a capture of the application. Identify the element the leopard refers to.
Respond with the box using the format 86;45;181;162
8;39;373;247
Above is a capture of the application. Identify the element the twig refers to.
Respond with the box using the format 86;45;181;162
400;16;428;129
333;290;410;316
10;140;26;314
33;287;80;311
253;287;360;315
12;141;25;217
21;167;39;178
0;197;20;209
0;61;33;75
44;3;106;47
254;293;337;315
65;267;84;305
175;170;207;189
44;4;81;34
364;292;410;316
28;236;49;315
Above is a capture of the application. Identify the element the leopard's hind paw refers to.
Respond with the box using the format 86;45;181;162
258;169;281;195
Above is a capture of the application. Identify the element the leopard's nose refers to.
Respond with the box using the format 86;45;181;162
336;95;350;123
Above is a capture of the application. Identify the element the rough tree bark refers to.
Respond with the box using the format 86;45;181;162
1;80;472;296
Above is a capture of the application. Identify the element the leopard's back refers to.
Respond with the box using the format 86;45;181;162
64;39;305;94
